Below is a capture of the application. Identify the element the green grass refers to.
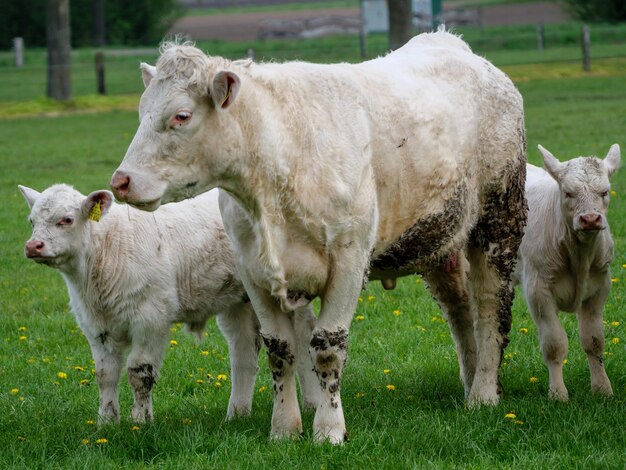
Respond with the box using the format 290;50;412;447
1;58;626;468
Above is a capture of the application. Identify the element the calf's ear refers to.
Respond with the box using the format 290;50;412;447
140;63;157;88
538;144;562;182
82;190;114;222
18;185;41;209
604;144;621;178
211;71;240;109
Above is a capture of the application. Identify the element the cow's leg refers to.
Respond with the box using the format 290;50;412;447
216;302;262;419
88;336;124;424
525;287;569;400
309;244;371;444
294;304;323;411
424;251;477;397
467;165;526;407
578;280;613;397
126;323;168;423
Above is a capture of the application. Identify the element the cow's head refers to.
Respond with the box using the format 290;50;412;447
110;42;243;210
19;184;113;270
538;144;620;239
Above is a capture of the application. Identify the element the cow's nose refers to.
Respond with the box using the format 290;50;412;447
25;240;44;257
110;171;131;200
579;213;602;231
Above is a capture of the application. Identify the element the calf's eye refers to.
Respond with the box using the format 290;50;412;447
58;216;74;226
601;191;609;198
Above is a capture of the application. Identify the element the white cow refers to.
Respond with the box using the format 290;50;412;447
110;30;527;443
514;144;620;400
19;184;320;423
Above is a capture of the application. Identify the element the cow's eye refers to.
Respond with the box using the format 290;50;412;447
601;191;609;198
564;192;573;199
58;216;74;226
171;111;192;127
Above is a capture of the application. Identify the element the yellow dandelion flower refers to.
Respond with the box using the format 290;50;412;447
519;327;529;334
514;420;524;425
393;309;401;316
415;278;422;284
19;336;27;341
217;374;228;381
386;384;396;391
258;386;267;393
611;278;619;283
10;388;19;395
610;190;617;196
203;332;209;337
18;326;26;332
206;373;213;379
91;369;96;375
86;420;96;425
610;321;620;327
563;359;568;365
612;337;620;344
529;377;539;383
196;379;204;384
504;412;516;419
358;297;363;303
367;295;375;301
82;439;90;445
355;392;365;399
57;372;68;379
79;379;90;385
182;418;192;425
200;350;209;356
95;438;108;444
169;326;178;333
130;426;141;431
383;369;391;374
355;315;365;321
73;366;84;371
170;340;178;346
215;382;222;387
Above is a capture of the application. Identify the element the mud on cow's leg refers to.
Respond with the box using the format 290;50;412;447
263;326;302;440
127;363;158;423
424;251;477;398
467;160;527;407
309;327;349;444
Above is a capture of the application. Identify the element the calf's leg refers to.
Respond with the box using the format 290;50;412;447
88;337;124;424
216;302;262;419
578;281;613;396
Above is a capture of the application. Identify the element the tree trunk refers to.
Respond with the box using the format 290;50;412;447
92;0;106;47
388;0;413;51
46;0;72;100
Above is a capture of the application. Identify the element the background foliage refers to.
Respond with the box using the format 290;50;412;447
562;0;626;23
0;0;184;49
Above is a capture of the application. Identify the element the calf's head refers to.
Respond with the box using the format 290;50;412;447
538;144;620;238
111;42;242;210
19;184;113;270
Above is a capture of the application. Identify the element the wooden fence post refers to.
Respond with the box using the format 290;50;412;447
13;37;24;67
95;51;106;95
536;24;544;51
581;24;591;71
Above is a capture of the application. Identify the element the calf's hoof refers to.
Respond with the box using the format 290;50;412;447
591;381;613;398
467;388;499;408
548;387;569;402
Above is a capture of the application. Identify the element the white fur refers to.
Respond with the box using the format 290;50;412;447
514;144;621;400
19;184;321;423
112;30;526;443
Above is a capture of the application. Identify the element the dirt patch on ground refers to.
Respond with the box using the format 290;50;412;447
169;2;569;42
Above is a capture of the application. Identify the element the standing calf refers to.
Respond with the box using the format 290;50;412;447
514;144;620;400
19;184;320;423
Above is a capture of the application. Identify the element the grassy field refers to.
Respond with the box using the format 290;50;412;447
1;57;626;468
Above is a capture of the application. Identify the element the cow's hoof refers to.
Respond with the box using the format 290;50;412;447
548;387;569;402
467;388;499;408
313;426;347;445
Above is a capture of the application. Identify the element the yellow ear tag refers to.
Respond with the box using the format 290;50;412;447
88;201;102;222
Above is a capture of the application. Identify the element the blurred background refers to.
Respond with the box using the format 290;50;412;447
0;0;624;105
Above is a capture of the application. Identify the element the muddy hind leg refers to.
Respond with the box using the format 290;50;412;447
424;251;477;398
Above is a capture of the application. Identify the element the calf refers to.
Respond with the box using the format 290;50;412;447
20;184;320;423
514;144;620;400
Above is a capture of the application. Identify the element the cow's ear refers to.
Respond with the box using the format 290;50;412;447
212;71;240;109
18;185;41;209
604;144;621;178
140;62;157;88
538;144;562;182
82;190;114;222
